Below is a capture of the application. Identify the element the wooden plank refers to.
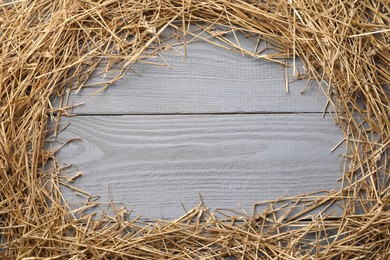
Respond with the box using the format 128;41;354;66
55;114;344;219
62;39;327;114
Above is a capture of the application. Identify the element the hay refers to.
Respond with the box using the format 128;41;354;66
0;0;389;258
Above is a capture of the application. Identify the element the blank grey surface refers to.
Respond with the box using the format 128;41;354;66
55;37;345;220
63;40;327;115
56;114;343;219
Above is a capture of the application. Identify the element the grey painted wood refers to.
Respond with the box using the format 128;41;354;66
62;39;327;115
55;114;344;219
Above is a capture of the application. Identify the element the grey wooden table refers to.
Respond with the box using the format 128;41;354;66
55;35;344;220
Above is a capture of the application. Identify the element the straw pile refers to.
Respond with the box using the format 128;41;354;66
1;0;389;258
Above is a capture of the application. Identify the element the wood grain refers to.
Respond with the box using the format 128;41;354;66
61;39;328;115
55;114;344;219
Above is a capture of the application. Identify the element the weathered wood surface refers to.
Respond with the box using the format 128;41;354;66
56;114;344;219
55;36;345;220
63;40;328;115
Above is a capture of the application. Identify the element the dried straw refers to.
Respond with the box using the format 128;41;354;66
0;0;389;258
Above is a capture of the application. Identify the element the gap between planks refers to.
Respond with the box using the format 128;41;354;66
56;111;327;117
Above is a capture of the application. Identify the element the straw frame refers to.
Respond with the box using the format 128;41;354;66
0;0;389;258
